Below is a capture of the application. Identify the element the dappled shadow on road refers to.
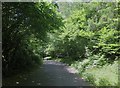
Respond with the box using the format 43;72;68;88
3;60;89;86
40;60;89;86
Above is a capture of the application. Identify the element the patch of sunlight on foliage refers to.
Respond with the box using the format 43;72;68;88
79;30;95;38
71;53;107;73
83;61;118;86
71;58;118;86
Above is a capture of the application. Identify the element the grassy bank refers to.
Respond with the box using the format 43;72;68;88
54;57;119;87
72;60;118;86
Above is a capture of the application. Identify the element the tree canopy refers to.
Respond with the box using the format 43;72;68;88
2;2;119;86
2;2;63;76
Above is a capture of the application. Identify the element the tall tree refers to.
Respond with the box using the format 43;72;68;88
2;2;63;76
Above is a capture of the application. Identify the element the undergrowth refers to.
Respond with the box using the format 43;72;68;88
70;56;118;86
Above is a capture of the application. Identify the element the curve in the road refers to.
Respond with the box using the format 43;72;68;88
3;60;90;86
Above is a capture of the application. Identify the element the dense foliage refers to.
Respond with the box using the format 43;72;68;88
2;1;119;86
44;2;119;86
2;2;63;76
45;2;119;61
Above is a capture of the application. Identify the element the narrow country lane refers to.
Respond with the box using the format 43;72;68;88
3;60;90;86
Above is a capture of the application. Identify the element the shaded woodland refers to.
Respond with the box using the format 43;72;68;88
2;1;119;86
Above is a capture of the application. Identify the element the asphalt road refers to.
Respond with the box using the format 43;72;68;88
3;60;90;86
